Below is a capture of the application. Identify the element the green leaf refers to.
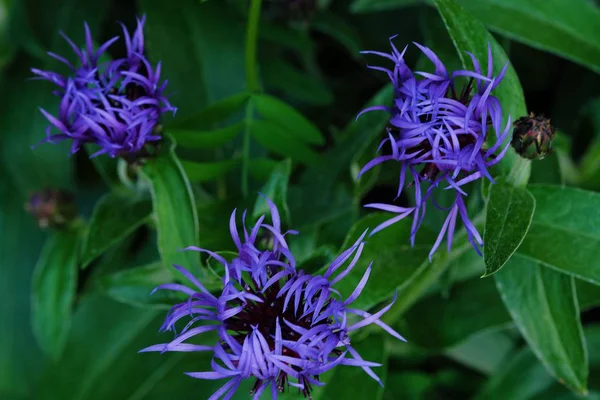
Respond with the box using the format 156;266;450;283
100;262;188;309
253;93;325;145
445;330;514;375
250;120;320;165
180;159;239;183
171;92;250;130
248;157;279;181
350;0;423;13
323;213;433;311
320;334;389;400
32;224;83;360
139;0;245;119
0;178;46;397
82;192;152;268
474;346;556;400
495;255;588;394
483;183;535;276
141;140;202;277
453;0;600;74
169;122;244;149
252;159;292;225
517;185;600;285
433;0;529;183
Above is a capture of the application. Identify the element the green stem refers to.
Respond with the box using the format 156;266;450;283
241;100;254;197
245;0;263;93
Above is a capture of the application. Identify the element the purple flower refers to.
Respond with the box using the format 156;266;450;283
358;39;512;258
32;16;175;158
141;198;404;399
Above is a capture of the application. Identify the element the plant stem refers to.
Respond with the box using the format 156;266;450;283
245;0;263;94
241;0;262;197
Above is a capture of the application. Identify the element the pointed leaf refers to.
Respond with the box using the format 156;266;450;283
253;93;325;145
495;255;588;394
180;159;239;183
517;185;600;285
250;120;320;165
169;122;243;149
141;139;202;277
483;183;535;276
32;224;83;360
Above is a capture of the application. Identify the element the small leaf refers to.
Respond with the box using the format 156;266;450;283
253;93;325;145
516;185;600;285
141;138;202;277
168;122;243;149
483;183;535;276
32;224;83;360
252;159;292;226
495;255;588;394
81;192;152;268
433;0;529;182
311;12;363;57
250;120;320;165
180;159;239;183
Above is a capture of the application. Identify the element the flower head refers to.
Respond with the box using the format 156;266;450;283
511;112;556;160
142;197;404;399
358;40;512;258
32;16;175;158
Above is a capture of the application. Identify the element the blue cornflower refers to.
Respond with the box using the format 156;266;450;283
141;198;404;399
32;16;175;158
358;39;512;258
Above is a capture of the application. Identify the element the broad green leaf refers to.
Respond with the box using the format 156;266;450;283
140;0;245;119
141;140;202;277
323;213;433;311
434;0;529;182
453;0;600;74
350;0;423;13
32;223;83;360
0;177;46;397
320;334;388;400
171;92;250;130
250;120;321;165
517;185;600;285
81;192;152;268
101;262;189;309
401;273;600;350
252;159;292;225
169;123;243;149
262;59;334;107
253;93;325;145
495;255;588;394
483;183;535;276
180;159;239;183
474;346;556;400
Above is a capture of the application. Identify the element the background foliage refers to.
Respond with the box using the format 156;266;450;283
1;0;600;398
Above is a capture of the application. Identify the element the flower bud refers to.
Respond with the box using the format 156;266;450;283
25;188;77;229
511;112;556;160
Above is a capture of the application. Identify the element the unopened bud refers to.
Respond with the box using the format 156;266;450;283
25;188;77;229
511;112;556;160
